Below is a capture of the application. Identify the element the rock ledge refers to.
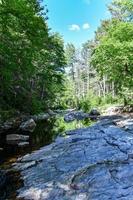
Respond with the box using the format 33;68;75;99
14;115;133;200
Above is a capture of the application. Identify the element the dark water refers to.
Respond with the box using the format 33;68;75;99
0;116;93;200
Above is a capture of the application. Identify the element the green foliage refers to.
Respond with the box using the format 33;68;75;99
0;0;66;114
54;116;93;135
100;94;120;105
109;0;133;21
78;98;91;112
77;92;121;112
56;77;77;109
65;43;76;65
0;109;18;122
91;1;133;103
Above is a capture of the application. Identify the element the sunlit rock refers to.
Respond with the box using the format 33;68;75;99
14;116;133;200
20;119;36;132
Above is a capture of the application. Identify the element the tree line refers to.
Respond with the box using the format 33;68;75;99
65;0;133;109
0;0;66;114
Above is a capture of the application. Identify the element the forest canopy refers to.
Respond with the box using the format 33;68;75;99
0;0;66;113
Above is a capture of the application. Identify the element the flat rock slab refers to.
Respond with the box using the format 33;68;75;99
13;116;133;200
6;134;29;145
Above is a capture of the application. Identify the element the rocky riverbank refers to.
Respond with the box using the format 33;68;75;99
12;113;133;200
0;109;99;154
0;111;56;154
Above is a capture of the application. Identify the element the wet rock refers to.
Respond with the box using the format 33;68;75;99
64;110;100;122
20;119;36;133
18;142;29;147
6;134;29;145
47;109;56;116
116;118;133;134
0;120;16;134
0;116;26;135
64;111;89;122
74;111;89;120
2;121;13;130
89;108;100;116
13;116;133;200
64;112;75;122
33;113;50;122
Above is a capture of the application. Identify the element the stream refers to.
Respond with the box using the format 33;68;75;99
0;115;93;200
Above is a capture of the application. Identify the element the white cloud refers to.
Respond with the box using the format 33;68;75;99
69;24;80;31
82;23;90;30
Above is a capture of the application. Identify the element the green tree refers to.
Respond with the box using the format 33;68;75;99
65;43;76;81
109;0;133;21
91;0;133;104
0;0;66;113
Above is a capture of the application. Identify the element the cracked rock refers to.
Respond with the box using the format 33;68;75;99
13;116;133;200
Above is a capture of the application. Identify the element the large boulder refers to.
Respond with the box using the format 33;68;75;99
47;109;56;116
64;112;75;122
89;108;100;116
20;119;36;133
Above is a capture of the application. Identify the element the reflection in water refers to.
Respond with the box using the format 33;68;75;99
0;116;93;162
29;117;93;152
30;118;57;150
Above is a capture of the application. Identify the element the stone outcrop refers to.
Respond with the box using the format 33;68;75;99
20;119;36;133
64;110;100;122
0;111;54;135
6;134;29;145
0;112;53;149
32;113;50;122
106;105;133;115
89;108;100;116
18;142;29;147
13;115;133;200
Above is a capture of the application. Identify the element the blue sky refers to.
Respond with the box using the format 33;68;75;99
44;0;112;47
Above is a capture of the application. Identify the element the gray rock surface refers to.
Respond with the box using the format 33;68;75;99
89;108;100;116
6;134;29;144
33;113;50;122
14;116;133;200
20;119;36;132
18;142;29;147
116;118;133;134
64;111;99;122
